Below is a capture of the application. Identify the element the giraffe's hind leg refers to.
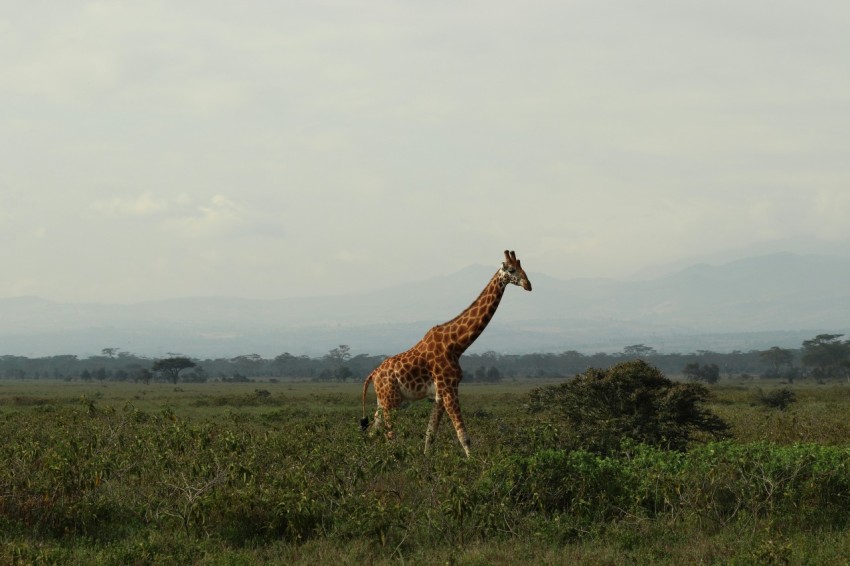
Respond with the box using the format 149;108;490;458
371;407;397;440
375;384;401;441
369;406;383;437
379;407;397;440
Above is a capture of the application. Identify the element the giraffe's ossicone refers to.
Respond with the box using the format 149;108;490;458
360;250;532;457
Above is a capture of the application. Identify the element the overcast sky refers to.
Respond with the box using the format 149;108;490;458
2;2;849;303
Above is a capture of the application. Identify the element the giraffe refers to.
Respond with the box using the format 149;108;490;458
360;250;532;457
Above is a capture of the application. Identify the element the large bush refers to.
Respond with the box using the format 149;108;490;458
527;360;729;454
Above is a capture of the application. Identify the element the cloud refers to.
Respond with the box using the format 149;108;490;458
171;195;243;238
88;192;284;241
90;192;177;217
165;195;284;241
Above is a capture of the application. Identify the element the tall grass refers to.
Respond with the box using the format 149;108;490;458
1;379;849;564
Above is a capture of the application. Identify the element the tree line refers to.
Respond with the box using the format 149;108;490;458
1;333;848;384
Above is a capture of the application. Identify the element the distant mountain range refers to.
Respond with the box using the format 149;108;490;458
2;252;849;358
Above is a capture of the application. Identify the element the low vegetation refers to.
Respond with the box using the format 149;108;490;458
1;368;850;564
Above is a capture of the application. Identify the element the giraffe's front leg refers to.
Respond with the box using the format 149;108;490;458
441;386;471;458
424;396;445;454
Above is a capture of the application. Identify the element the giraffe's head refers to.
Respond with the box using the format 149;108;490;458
500;250;532;291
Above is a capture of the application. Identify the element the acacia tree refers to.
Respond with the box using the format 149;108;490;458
759;347;796;379
324;345;352;382
802;334;850;379
683;362;720;384
101;348;120;359
230;354;264;378
622;344;657;358
152;357;196;384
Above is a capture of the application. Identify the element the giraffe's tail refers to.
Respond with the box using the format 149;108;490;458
360;372;374;432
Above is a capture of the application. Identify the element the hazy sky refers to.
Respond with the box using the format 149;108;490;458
3;2;849;303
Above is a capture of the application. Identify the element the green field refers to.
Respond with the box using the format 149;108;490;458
2;378;850;564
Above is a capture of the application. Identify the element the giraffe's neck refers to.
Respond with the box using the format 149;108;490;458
438;271;507;355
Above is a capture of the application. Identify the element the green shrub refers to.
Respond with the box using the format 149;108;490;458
481;442;850;530
527;360;730;454
758;388;797;410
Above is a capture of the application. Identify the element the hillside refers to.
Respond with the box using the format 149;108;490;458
1;252;848;357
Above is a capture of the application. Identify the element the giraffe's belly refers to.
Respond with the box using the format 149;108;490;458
399;379;436;402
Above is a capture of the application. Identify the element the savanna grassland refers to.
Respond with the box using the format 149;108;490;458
2;377;850;565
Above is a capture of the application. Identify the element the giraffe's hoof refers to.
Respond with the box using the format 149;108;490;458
359;417;369;432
